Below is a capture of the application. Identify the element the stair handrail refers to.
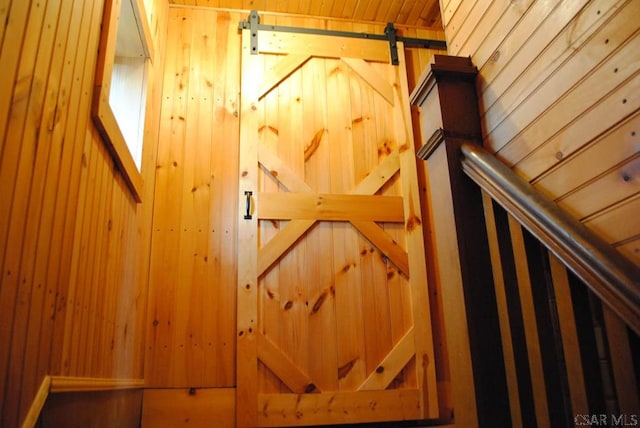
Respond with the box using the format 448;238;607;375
459;142;640;334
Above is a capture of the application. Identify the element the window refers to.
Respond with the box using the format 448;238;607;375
93;0;154;202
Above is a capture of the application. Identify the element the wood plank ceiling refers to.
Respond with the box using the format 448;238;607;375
167;0;443;29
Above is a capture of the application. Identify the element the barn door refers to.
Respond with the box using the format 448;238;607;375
237;24;438;427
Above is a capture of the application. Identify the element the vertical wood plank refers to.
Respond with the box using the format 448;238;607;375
258;47;285;395
164;14;188;378
302;55;339;393
0;0;11;51
145;6;190;387
0;0;32;153
18;0;87;416
602;305;640;415
205;9;239;386
48;0;104;379
237;27;260;428
508;215;550;427
190;7;215;387
145;6;183;387
274;40;310;381
145;7;238;389
173;6;206;387
132;0;167;382
75;135;110;375
97;171;123;375
325;51;367;391
0;0;165;424
482;192;523;428
88;145;115;375
395;44;438;418
40;0;96;383
0;2;50;419
348;35;394;376
548;253;589;418
1;2;68;424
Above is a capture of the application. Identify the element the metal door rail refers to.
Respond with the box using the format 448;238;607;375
238;10;447;65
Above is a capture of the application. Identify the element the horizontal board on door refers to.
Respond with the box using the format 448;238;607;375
258;389;423;426
258;193;405;222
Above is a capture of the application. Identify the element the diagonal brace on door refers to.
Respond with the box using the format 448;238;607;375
238;10;447;65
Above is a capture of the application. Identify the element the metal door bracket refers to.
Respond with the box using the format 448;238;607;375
249;10;259;54
385;23;399;65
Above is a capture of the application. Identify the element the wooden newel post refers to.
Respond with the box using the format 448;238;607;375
410;55;510;427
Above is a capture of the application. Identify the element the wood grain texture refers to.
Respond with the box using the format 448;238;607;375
142;388;235;427
258;30;390;62
168;0;442;28
257;333;315;394
48;376;144;392
259;193;405;222
145;7;238;388
234;16;438;425
145;8;443;396
236;25;261;428
0;0;168;425
443;0;640;268
257;389;422;426
0;1;441;425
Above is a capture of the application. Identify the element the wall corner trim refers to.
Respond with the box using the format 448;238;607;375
21;376;145;428
21;376;51;428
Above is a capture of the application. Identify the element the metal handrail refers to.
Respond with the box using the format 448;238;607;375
459;142;640;334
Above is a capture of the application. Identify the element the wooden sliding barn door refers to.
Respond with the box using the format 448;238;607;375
237;26;438;427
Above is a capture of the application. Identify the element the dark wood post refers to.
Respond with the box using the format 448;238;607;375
411;55;510;427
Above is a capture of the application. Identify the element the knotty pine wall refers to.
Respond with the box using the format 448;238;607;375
145;6;241;388
0;0;168;426
441;0;640;266
142;5;444;420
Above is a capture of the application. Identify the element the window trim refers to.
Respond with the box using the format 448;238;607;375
92;0;154;203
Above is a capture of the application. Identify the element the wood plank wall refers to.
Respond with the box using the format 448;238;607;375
0;0;168;426
143;4;445;419
145;6;242;388
441;0;640;266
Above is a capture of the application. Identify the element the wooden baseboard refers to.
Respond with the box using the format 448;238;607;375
142;388;235;427
49;376;144;393
21;376;144;428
